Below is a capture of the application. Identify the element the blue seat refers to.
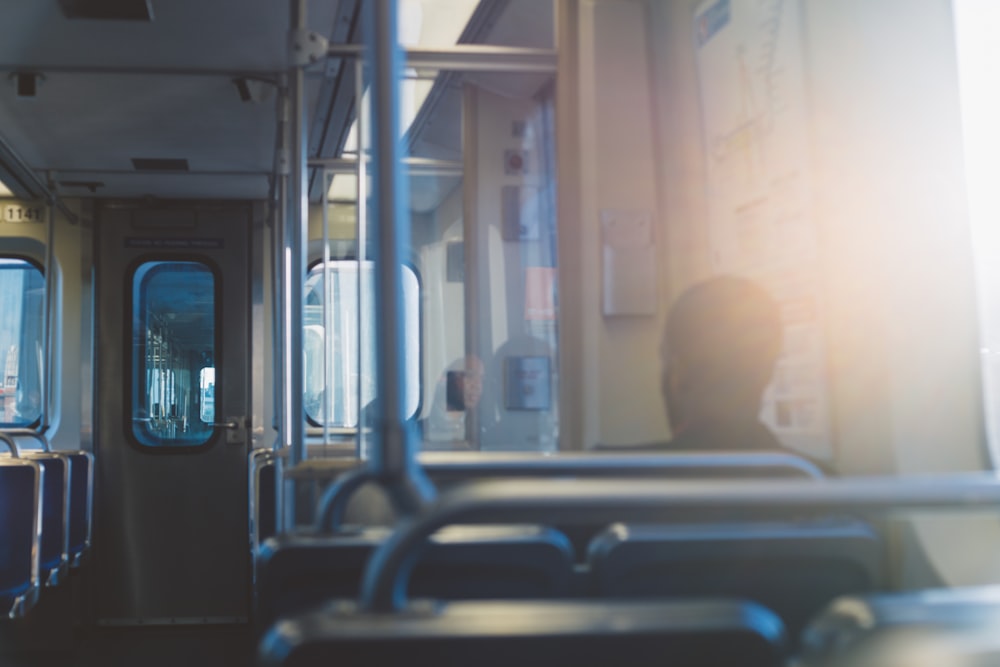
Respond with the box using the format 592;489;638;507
66;452;93;568
587;520;883;643
256;525;575;630
0;459;43;618
258;598;786;667
22;453;70;586
257;457;277;545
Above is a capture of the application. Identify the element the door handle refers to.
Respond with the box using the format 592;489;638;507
211;416;247;444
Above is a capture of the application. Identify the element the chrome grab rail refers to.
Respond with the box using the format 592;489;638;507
0;432;19;457
0;428;51;452
315;467;377;532
314;451;824;532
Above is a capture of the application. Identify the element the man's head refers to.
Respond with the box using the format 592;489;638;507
661;276;783;433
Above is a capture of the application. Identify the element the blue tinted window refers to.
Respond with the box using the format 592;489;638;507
0;258;43;427
131;261;216;447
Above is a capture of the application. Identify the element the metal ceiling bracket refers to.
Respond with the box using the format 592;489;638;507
289;29;330;67
276;148;291;176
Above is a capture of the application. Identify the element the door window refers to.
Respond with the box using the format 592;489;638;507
131;260;217;447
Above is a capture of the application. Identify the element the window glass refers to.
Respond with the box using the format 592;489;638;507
131;261;216;447
0;258;43;427
954;0;1000;465
304;261;420;428
406;70;559;452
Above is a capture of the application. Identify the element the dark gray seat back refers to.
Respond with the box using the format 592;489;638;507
588;519;883;643
256;525;575;630
258;598;786;667
0;459;42;618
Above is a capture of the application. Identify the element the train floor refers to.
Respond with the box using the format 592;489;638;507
0;625;255;667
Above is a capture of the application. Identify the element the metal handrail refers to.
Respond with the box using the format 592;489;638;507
315;466;377;531
358;473;1000;611
360;0;435;515
0;428;51;452
0;431;19;457
418;450;825;477
325;43;557;73
313;451;824;532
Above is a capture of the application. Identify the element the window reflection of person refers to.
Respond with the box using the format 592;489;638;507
426;355;484;442
446;356;484;412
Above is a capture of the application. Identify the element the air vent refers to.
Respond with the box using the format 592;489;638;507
59;0;154;21
60;180;104;193
132;158;189;172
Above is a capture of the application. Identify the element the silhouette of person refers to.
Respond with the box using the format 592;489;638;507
621;275;811;460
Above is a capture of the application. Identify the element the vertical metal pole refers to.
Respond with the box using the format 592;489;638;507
321;169;331;455
362;0;435;513
461;87;482;449
272;82;289;442
42;202;57;434
274;86;290;530
283;0;308;528
355;57;367;461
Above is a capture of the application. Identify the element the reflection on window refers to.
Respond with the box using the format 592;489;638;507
131;261;216;447
304;261;419;427
0;258;43;427
199;367;215;424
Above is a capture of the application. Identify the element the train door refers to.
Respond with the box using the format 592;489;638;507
93;203;251;624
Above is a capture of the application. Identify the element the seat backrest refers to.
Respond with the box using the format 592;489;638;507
800;586;1000;665
257;458;277;545
22;454;68;584
256;525;575;630
66;452;93;563
0;459;42;617
420;452;828;559
258;598;786;667
588;520;883;643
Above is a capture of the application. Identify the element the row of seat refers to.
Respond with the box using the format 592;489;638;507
250;458;854;667
256;518;882;643
249;449;828;558
249;452;864;641
255;472;1000;667
0;434;93;620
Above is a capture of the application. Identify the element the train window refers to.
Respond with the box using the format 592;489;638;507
304;261;420;428
955;0;1000;464
0;258;43;427
408;68;559;451
130;261;217;447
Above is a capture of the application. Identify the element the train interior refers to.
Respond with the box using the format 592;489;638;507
3;0;1000;665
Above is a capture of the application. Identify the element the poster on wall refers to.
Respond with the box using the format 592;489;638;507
694;0;832;458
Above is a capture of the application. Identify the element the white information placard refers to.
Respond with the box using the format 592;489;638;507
694;0;832;458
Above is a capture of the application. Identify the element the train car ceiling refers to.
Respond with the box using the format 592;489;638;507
0;0;553;202
0;1;334;200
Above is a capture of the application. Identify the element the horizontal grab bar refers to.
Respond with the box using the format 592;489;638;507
0;428;51;452
314;451;824;532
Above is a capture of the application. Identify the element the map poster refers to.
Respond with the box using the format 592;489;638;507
694;0;832;458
